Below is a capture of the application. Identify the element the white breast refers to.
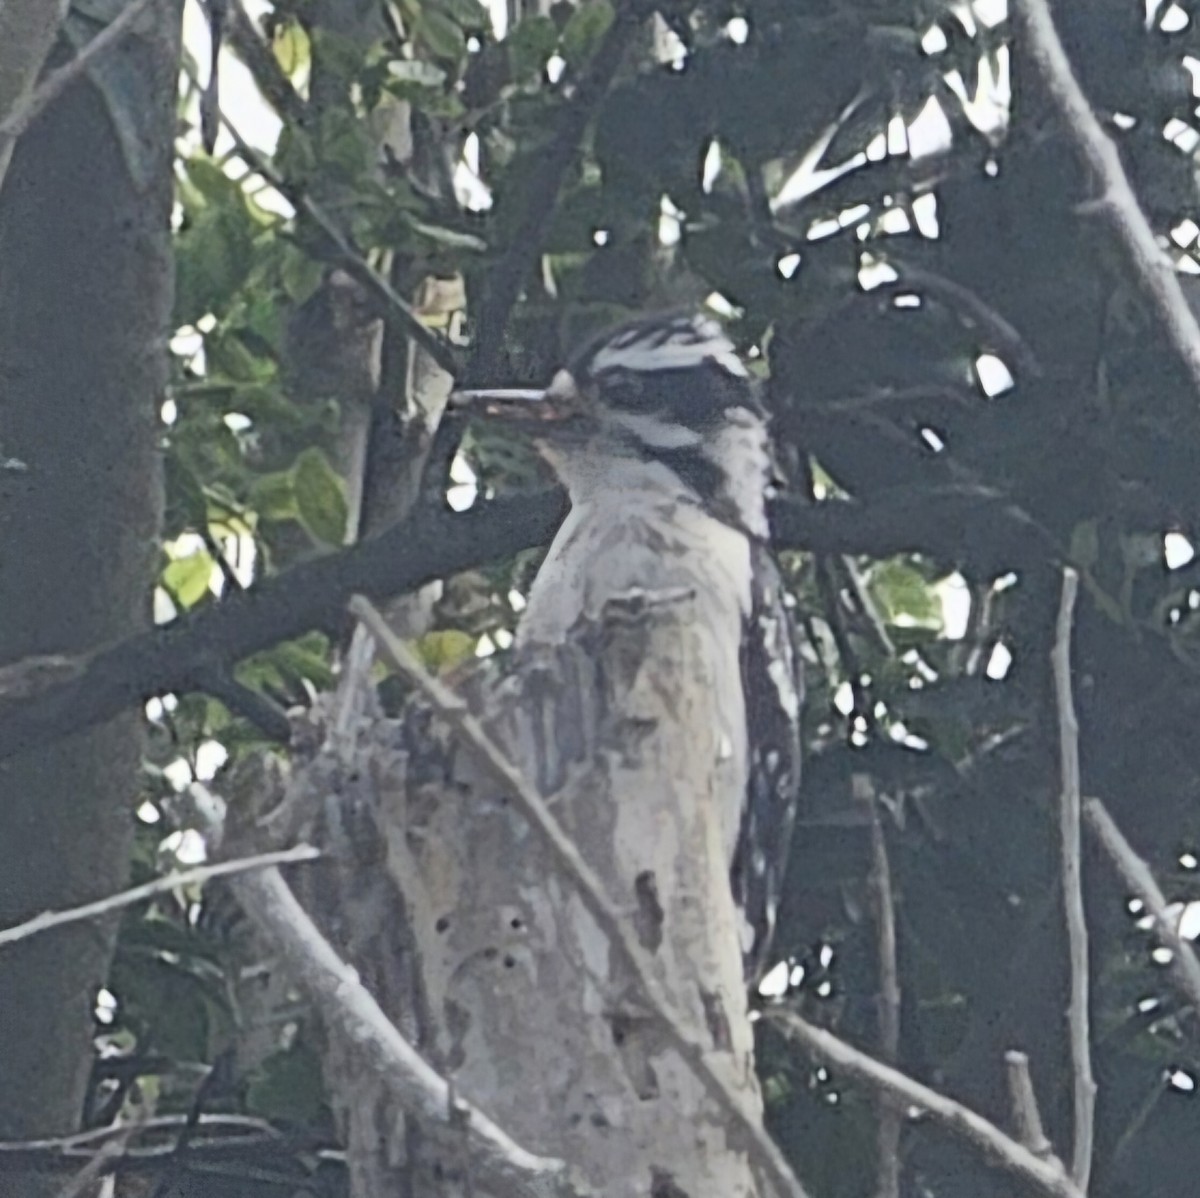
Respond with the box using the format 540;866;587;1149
516;459;753;864
516;466;753;647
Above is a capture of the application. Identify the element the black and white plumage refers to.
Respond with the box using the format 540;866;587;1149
456;311;803;979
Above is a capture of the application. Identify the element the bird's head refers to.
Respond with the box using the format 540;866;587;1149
454;312;773;537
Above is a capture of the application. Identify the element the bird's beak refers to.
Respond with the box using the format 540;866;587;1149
450;371;582;427
450;388;551;418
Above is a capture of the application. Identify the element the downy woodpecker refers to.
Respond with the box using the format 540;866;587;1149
455;311;803;979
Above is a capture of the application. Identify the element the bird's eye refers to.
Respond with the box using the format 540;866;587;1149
596;371;646;410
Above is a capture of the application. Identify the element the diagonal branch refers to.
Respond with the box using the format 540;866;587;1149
0;845;319;951
1051;567;1095;1192
224;0;308;129
469;0;650;380
0;488;1056;766
0;0;168;145
0;492;566;763
1084;797;1200;1016
1012;0;1200;399
769;1009;1087;1198
350;595;812;1198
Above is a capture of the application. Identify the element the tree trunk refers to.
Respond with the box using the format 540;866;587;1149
0;5;178;1186
269;585;764;1196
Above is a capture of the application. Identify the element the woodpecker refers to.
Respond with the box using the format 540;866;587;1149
455;311;803;980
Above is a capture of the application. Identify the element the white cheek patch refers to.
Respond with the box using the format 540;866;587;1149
609;410;706;448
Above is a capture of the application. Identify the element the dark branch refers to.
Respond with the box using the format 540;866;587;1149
0;494;564;763
469;0;650;381
225;0;309;130
0;487;1049;764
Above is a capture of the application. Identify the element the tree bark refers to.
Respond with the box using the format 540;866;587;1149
267;585;764;1197
0;0;67;188
0;4;178;1186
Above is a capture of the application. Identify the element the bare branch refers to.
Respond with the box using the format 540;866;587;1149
0;487;1050;767
350;595;812;1198
1084;797;1200;1015
865;782;902;1198
0;0;69;192
51;1117;143;1198
0;492;566;763
0;1113;277;1155
470;0;650;380
1004;1051;1056;1161
0;845;319;951
1052;567;1095;1191
1012;0;1200;400
769;1009;1087;1198
0;0;167;144
222;852;589;1198
224;0;308;128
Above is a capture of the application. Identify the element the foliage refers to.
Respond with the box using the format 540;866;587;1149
91;0;1200;1194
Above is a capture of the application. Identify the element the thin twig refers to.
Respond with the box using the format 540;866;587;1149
51;1112;148;1198
0;845;318;951
890;263;1043;380
200;526;242;596
222;853;587;1198
195;664;292;744
863;780;902;1198
1012;0;1200;401
1084;797;1200;1015
1052;566;1095;1192
0;1113;278;1155
769;1009;1087;1198
1004;1050;1056;1160
816;557;868;720
839;557;895;659
0;0;167;143
349;594;811;1198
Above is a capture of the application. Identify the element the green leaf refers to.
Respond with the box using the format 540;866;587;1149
162;550;215;609
165;456;209;531
270;633;336;689
415;8;468;62
278;244;325;305
184;157;242;206
249;470;299;523
238;632;335;693
272;19;311;79
111;953;217;1062
561;0;614;62
433;0;489;28
507;15;559;81
417;629;477;673
291;448;348;545
869;560;941;630
175;208;258;325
